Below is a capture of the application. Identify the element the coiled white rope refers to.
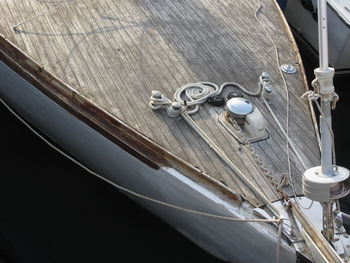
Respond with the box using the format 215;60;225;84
149;81;262;114
301;88;337;168
8;4;286;256
150;1;316;261
149;81;284;213
173;82;220;114
9;0;292;260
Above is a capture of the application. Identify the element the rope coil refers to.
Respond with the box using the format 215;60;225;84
149;82;262;116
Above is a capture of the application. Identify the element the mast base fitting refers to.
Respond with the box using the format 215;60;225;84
314;67;335;95
302;166;350;202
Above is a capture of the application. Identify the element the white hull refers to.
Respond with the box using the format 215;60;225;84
285;0;350;72
0;60;296;262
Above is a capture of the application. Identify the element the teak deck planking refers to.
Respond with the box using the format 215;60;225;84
0;0;320;206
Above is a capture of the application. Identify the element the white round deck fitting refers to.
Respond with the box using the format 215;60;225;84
262;82;273;102
280;64;297;74
302;166;349;202
166;102;182;118
226;97;253;118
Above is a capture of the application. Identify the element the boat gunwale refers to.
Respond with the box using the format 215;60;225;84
272;0;321;152
0;0;321;207
0;34;243;205
327;0;350;28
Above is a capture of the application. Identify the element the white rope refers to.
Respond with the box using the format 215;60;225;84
262;97;308;170
0;96;281;224
148;91;172;110
173;82;220;114
150;0;312;219
149;0;330;259
150;5;290;260
150;84;285;222
253;1;315;214
254;2;295;210
301;89;337;167
150;84;286;263
220;82;262;97
6;0;329;259
7;0;286;254
150;82;262;114
12;0;74;31
181;110;285;263
180;113;287;263
181;112;276;209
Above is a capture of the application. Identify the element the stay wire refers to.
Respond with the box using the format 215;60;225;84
254;0;313;211
0;96;279;225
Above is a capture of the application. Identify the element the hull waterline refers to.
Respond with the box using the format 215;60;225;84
0;59;296;263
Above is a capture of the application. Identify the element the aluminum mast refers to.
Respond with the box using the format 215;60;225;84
302;0;350;243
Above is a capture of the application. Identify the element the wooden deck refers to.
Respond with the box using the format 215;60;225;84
0;0;320;206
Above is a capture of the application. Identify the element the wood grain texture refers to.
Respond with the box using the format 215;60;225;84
0;0;320;206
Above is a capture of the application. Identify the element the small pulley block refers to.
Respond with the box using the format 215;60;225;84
208;95;225;107
226;97;253;125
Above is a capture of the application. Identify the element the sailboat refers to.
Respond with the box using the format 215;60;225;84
0;0;349;262
284;0;350;74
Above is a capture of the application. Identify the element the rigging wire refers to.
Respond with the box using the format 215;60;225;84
12;0;75;31
5;1;313;262
253;0;313;211
11;0;308;214
301;87;337;168
0;96;279;225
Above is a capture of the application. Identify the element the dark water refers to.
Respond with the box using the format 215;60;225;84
0;108;223;262
0;34;349;263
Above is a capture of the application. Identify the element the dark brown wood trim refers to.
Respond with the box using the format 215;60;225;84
0;35;242;205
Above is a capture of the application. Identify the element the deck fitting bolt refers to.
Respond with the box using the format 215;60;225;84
280;64;297;74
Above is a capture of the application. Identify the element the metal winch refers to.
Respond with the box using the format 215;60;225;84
219;94;268;144
226;97;253;126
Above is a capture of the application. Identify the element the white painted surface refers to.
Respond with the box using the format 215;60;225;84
285;0;350;70
329;0;350;26
0;60;296;262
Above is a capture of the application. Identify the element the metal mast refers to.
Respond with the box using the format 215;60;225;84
302;0;350;243
318;0;332;176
